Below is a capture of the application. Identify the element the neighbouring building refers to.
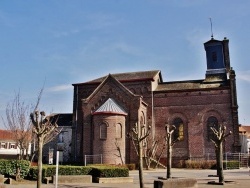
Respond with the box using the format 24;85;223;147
239;125;250;154
71;37;240;166
43;113;73;164
0;129;31;159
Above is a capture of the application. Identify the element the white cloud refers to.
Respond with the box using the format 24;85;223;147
85;12;122;31
100;42;143;57
47;84;72;92
53;29;81;38
237;70;250;83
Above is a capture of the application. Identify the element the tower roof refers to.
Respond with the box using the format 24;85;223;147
93;98;127;116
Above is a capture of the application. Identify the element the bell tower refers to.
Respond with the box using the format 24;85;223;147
203;37;230;82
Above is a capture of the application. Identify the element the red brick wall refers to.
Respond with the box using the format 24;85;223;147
72;76;239;165
93;114;126;164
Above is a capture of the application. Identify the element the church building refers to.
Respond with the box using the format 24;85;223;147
71;37;240;165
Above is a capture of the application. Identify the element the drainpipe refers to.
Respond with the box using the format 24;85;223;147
74;85;78;161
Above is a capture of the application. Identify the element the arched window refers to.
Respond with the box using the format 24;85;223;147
116;123;122;138
100;123;107;139
173;118;184;141
207;116;218;141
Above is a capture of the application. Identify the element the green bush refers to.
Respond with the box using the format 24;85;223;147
28;164;129;180
28;165;92;180
0;159;30;179
223;161;240;169
89;166;129;178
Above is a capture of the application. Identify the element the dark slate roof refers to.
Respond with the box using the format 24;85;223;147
73;70;161;85
49;113;73;127
156;79;226;92
93;98;127;115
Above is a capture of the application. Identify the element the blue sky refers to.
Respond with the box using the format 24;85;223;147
1;0;250;127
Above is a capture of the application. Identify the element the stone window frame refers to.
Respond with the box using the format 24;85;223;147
173;118;184;142
100;122;108;140
115;123;122;139
207;116;219;141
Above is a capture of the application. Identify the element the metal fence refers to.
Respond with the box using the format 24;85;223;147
224;153;249;169
84;154;103;166
189;153;250;169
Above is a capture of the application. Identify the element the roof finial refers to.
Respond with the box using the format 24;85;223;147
209;18;214;39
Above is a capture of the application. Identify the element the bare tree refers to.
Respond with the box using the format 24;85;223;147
1;91;35;181
30;111;58;188
210;123;232;183
2;91;33;160
114;139;124;165
127;123;151;188
165;124;179;179
143;135;166;170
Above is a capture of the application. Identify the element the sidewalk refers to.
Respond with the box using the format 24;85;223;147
3;168;250;188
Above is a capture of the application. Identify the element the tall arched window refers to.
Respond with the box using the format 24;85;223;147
207;116;218;141
173;118;184;141
116;123;122;138
100;123;107;139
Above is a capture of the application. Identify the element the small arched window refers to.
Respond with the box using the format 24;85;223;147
100;123;107;139
173;118;184;141
116;123;122;138
207;116;218;141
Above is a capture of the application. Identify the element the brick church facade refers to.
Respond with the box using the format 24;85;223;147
71;37;240;165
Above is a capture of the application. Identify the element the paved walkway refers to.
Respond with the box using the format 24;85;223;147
3;168;250;188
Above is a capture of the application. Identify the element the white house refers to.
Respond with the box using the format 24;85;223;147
0;129;31;159
239;126;250;154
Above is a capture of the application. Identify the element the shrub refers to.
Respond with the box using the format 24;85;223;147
28;165;92;180
125;164;136;170
0;159;30;179
89;166;129;177
185;160;216;169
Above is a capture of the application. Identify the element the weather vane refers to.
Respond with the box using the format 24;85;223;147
209;18;214;39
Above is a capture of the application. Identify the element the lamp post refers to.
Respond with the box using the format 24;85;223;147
55;141;64;188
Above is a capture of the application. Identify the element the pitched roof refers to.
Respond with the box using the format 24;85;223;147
93;98;127;116
83;74;137;103
48;113;73;127
0;129;15;141
73;70;161;85
239;126;250;133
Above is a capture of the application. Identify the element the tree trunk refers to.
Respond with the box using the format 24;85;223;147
166;139;171;179
138;142;144;188
37;136;44;188
217;142;224;183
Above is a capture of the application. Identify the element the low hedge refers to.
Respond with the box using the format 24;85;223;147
28;165;128;180
28;165;92;180
182;160;241;169
88;165;129;178
184;160;216;169
0;159;30;178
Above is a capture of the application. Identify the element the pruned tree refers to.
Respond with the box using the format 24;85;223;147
127;123;151;188
210;123;232;183
165;124;179;179
30;111;58;188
